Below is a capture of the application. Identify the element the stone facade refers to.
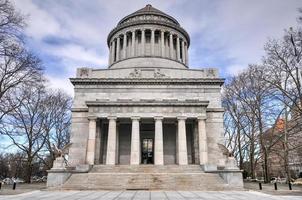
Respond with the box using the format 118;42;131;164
47;4;243;190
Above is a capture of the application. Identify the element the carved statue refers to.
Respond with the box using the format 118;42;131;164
79;68;89;77
217;143;233;157
128;69;142;78
51;143;72;169
52;143;72;158
154;69;166;78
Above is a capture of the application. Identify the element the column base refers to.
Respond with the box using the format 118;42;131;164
201;164;217;171
75;164;92;172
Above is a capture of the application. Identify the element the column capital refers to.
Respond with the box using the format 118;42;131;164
154;116;164;120
108;116;117;120
197;115;207;120
131;116;140;120
88;116;97;120
177;116;187;120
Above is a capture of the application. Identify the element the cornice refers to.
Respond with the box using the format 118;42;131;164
86;99;209;107
70;78;225;86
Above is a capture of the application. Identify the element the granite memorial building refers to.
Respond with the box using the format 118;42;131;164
47;4;243;190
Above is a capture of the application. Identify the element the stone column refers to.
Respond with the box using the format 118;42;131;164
109;43;112;65
154;116;164;165
181;40;186;64
161;31;165;57
176;36;180;61
130;116;140;165
132;31;135;57
185;43;188;65
169;33;173;59
112;39;116;63
122;34;126;59
151;29;155;56
86;116;97;165
94;120;101;164
106;116;117;165
116;36;120;61
177;116;188;165
198;116;208;165
141;29;145;56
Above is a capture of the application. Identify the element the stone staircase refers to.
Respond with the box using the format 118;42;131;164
62;165;229;190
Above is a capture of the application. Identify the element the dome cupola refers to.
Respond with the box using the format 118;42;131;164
107;4;190;69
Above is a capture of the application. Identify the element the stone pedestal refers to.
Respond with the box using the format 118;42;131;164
47;157;71;188
52;157;65;169
47;170;72;188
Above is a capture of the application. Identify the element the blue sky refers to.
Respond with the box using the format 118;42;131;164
10;0;302;96
1;0;301;152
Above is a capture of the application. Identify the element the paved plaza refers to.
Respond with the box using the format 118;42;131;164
0;190;301;200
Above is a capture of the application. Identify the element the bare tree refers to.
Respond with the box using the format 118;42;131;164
0;81;50;183
0;0;42;123
262;27;302;182
37;90;72;169
223;65;280;182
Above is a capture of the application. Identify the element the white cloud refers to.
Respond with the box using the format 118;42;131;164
10;0;302;94
45;75;74;96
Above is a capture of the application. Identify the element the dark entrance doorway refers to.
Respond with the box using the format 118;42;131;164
141;138;154;164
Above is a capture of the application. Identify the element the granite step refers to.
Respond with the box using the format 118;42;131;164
90;164;204;173
63;165;230;190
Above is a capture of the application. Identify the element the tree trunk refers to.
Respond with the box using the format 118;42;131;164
25;157;32;183
237;126;243;169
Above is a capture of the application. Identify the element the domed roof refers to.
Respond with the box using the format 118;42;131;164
118;4;180;26
107;4;190;47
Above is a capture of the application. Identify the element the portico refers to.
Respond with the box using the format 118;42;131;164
84;101;208;166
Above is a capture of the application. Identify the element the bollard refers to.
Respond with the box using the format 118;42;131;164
13;182;16;190
288;182;292;190
274;182;277;190
258;182;262;190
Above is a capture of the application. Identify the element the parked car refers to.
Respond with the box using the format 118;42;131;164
270;177;287;184
293;178;302;185
2;178;13;185
12;177;25;183
41;176;47;182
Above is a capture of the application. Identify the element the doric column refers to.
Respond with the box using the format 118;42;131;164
161;31;165;57
151;29;155;56
86;116;97;165
198;116;208;165
185;43;188;65
177;116;188;165
169;33;173;59
130;116;140;165
106;116;117;165
141;29;145;56
122;34;126;59
112;39;116;63
116;36;120;61
154;116;164;165
181;40;186;64
176;36;180;61
131;31;135;57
